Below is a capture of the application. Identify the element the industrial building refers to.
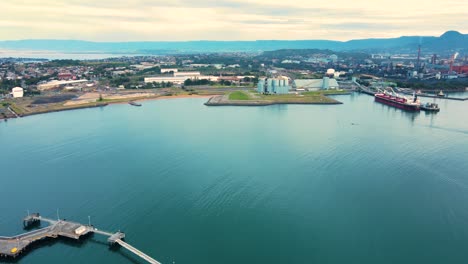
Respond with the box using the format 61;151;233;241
144;75;218;84
37;80;89;91
11;87;24;98
174;71;201;77
144;71;218;84
452;65;468;74
257;77;290;94
293;77;339;91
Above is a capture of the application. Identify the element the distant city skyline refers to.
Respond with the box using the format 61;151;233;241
1;0;467;41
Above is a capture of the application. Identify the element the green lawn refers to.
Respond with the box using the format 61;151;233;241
229;91;250;100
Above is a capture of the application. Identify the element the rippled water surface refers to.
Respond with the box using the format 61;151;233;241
1;94;468;264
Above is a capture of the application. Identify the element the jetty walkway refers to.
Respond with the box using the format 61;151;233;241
400;92;467;101
355;82;468;101
0;213;160;263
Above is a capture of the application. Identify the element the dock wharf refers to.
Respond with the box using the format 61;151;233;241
353;81;377;96
358;86;467;101
0;213;160;264
400;92;467;101
356;86;377;96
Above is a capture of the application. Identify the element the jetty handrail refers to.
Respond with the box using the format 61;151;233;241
32;216;57;225
92;229;114;237
0;227;52;240
116;239;161;264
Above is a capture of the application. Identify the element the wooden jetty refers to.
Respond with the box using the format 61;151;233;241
0;213;160;264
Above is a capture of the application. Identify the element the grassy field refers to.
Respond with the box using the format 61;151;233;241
193;90;225;96
229;91;250;100
7;102;26;115
206;92;342;106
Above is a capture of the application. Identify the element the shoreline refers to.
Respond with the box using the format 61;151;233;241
20;103;109;118
0;92;348;121
98;94;214;105
204;101;343;106
135;94;213;102
1;94;215;121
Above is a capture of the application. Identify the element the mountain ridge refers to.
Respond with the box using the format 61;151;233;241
0;31;466;54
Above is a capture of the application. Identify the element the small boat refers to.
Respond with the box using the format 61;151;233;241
420;102;440;112
437;90;445;97
128;101;142;107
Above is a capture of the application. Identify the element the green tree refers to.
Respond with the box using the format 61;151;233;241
184;79;193;86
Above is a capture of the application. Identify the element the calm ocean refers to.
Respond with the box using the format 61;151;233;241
1;94;468;263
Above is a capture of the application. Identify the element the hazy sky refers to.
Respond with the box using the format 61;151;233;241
1;0;467;41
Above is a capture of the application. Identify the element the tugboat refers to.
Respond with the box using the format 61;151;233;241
437;90;445;97
420;102;440;112
128;101;142;107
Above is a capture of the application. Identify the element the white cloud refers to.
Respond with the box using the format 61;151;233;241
0;0;466;41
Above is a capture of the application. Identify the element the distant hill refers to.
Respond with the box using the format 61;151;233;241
423;31;468;51
0;31;466;55
259;49;370;60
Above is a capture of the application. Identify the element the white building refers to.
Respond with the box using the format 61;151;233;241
11;87;24;98
293;77;339;91
174;72;201;77
144;75;218;84
144;76;189;84
161;68;178;74
326;69;335;76
188;64;210;68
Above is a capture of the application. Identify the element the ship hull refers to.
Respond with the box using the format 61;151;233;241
374;95;420;111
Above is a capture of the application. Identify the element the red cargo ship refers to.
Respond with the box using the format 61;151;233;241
374;92;420;111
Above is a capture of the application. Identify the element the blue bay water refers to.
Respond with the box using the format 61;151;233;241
1;94;468;263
